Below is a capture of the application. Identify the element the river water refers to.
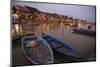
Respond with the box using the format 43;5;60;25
12;22;96;66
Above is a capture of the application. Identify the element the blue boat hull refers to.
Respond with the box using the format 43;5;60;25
42;33;86;60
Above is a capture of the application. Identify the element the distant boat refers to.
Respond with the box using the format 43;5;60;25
22;32;54;64
42;33;84;59
72;28;96;36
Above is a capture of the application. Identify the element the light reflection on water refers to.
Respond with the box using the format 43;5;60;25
12;22;96;65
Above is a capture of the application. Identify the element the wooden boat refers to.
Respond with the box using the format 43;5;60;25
42;33;84;59
22;32;54;64
72;28;96;36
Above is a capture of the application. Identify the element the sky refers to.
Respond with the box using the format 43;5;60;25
12;1;96;23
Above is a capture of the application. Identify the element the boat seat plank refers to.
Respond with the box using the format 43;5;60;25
55;45;64;49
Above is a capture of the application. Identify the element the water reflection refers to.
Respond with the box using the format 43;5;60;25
12;21;95;60
12;24;23;38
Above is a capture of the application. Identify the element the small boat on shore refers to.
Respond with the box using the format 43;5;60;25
42;33;84;59
72;28;96;36
22;32;54;64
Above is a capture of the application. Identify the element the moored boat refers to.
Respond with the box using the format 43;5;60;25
42;33;85;60
22;32;54;64
72;28;96;36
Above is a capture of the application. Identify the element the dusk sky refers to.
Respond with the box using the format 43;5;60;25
12;1;96;23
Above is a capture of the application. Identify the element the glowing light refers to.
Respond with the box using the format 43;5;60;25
15;24;19;31
12;14;19;19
